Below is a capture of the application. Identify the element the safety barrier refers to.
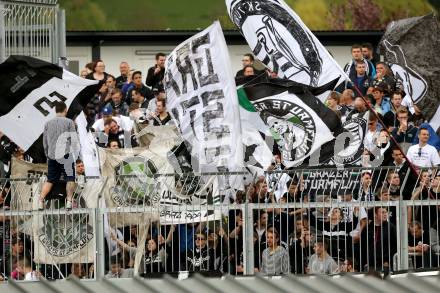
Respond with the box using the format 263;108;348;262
1;166;440;281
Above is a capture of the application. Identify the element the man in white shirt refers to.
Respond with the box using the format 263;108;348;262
407;127;440;168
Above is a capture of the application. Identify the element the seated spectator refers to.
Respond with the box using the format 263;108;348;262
145;53;166;90
86;59;108;81
105;255;133;278
131;88;149;108
307;238;339;274
260;227;289;275
406;127;440;168
408;221;431;269
371;85;391;115
116;61;130;89
383;91;405;130
183;232;215;272
105;88;129;117
151;97;172;126
124;71;154;106
391;107;417;152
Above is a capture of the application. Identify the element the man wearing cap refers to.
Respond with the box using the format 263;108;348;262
371;85;391;115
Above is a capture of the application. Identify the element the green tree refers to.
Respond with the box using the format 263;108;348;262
59;0;115;31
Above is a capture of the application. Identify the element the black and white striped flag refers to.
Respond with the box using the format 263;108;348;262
0;56;100;161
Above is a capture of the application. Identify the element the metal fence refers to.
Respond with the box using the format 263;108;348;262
0;0;65;64
1;166;440;282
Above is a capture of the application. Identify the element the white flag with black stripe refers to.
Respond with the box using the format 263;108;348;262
0;56;100;154
226;0;348;90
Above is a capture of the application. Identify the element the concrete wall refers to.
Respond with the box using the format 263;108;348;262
66;44;352;77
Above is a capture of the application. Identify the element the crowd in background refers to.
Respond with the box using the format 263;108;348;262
1;42;440;280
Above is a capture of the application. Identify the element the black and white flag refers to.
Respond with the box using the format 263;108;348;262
165;22;244;175
0;56;100;155
226;0;347;90
242;78;344;167
379;14;440;132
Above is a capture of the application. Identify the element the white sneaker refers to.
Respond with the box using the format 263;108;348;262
66;200;72;210
38;200;44;210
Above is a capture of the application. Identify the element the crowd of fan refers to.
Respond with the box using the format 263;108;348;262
1;43;440;280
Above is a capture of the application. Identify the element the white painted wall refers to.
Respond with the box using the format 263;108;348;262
67;44;352;77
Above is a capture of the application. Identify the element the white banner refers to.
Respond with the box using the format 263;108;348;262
165;21;244;174
75;112;100;177
0;70;98;151
226;0;347;89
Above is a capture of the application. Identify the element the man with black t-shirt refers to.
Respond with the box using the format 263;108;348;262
146;53;166;90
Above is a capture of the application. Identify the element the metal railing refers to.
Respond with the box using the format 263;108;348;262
0;0;65;64
1;166;440;282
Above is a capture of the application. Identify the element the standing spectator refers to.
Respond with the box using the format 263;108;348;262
372;62;396;93
290;229;314;274
361;207;397;272
339;89;355;119
391;107;418;152
343;44;376;80
260;228;289;275
406;127;440;168
243;65;255;76
105;88;129;117
183;232;215;272
124;71;154;106
383;91;405;130
326;92;341;117
371;85;391;115
151;97;171;126
307;239;339;274
364;113;380;152
38;102;78;210
347;62;372;96
236;53;260;77
86;59;108;81
146;53;166;90
116;61;130;89
362;42;379;65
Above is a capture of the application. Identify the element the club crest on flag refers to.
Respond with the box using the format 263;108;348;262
111;156;159;206
334;114;368;165
253;95;317;164
39;198;93;257
229;0;322;86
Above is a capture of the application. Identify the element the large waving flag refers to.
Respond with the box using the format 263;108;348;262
0;56;100;161
241;78;344;167
226;0;347;90
165;21;243;175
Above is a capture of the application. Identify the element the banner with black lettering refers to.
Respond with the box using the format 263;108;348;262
0;55;100;153
165;21;244;177
226;0;347;90
241;78;344;167
302;170;361;197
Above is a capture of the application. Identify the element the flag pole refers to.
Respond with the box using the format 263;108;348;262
348;81;419;175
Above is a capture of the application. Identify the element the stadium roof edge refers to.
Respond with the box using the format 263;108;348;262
66;30;385;46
